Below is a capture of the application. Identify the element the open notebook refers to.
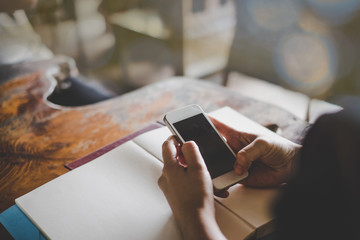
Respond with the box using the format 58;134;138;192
16;107;291;240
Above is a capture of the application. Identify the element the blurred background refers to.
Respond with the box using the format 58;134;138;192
3;0;360;102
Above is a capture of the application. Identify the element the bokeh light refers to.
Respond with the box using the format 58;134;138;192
275;31;337;96
246;0;301;33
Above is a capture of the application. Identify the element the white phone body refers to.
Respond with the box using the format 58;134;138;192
163;104;248;191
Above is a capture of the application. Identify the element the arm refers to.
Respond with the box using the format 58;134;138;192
158;136;226;240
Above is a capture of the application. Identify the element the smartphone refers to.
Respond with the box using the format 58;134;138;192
163;104;248;191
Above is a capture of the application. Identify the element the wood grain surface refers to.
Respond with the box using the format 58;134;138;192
0;59;309;212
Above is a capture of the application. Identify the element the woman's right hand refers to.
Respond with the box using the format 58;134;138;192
211;117;302;188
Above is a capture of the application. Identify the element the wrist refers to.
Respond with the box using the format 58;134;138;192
180;207;226;240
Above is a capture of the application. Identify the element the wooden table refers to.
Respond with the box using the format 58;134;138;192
0;59;309;213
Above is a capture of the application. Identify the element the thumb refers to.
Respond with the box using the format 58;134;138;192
234;137;270;175
181;141;206;171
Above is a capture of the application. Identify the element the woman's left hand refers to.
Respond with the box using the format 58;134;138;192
158;136;226;240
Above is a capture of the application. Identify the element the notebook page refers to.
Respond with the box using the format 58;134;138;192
16;139;253;239
16;141;181;240
133;126;171;161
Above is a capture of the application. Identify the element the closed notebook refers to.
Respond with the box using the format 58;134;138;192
16;107;291;239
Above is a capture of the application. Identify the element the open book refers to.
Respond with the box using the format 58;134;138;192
16;107;289;240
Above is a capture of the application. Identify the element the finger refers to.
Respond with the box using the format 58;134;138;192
214;188;229;198
234;137;270;175
176;146;187;167
209;117;244;151
209;116;235;141
209;116;256;151
240;161;285;187
181;141;206;171
162;136;180;169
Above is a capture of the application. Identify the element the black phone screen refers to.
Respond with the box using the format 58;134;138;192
173;114;235;178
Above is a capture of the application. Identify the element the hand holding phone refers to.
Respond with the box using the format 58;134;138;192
163;104;248;191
